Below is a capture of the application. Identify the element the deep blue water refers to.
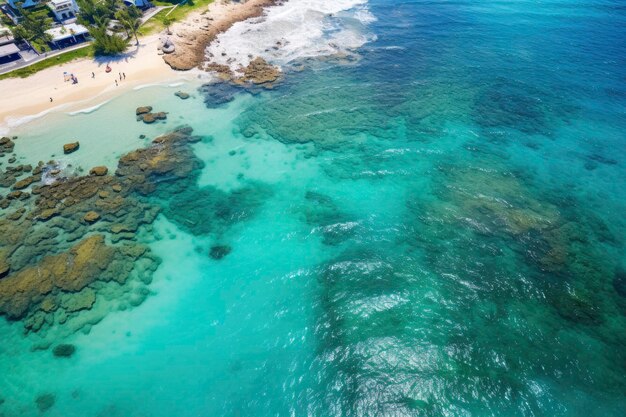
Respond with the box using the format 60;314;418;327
1;1;625;416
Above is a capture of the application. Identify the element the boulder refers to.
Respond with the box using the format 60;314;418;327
0;137;14;153
63;142;80;154
175;91;190;100
83;211;100;223
142;113;156;124
6;208;25;221
89;166;108;176
52;343;76;358
136;106;153;115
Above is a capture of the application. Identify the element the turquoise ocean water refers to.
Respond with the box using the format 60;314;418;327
1;0;625;416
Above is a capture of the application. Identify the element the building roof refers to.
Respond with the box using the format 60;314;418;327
45;23;89;42
0;43;20;58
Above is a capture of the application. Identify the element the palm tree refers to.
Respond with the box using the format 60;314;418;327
116;8;142;46
122;15;141;46
163;17;174;34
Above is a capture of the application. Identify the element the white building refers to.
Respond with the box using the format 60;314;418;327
47;0;79;22
45;23;89;48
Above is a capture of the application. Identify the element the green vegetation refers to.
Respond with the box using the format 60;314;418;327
11;6;53;53
139;0;214;35
0;46;94;80
115;7;142;45
76;0;138;55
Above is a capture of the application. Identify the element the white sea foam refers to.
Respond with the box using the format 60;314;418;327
67;99;112;116
206;0;375;72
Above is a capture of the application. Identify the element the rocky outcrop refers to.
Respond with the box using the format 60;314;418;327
136;106;153;115
63;142;80;154
163;0;279;71
236;57;281;87
116;126;202;195
89;166;108;176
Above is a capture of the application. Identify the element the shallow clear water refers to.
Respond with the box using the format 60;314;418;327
1;0;625;416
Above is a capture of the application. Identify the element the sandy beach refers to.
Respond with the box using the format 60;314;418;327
0;35;180;134
0;0;277;134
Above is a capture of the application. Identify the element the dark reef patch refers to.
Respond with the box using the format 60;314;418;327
209;245;232;260
163;183;272;236
199;82;246;108
471;77;577;136
300;191;355;246
52;343;76;358
35;394;55;412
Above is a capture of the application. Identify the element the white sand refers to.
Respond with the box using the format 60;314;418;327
0;35;185;133
0;0;252;134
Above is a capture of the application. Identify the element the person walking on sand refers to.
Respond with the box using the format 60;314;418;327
119;73;122;81
50;97;53;102
115;80;118;86
123;73;126;79
92;72;95;78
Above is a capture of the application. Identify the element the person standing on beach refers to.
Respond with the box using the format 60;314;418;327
123;73;126;79
119;73;122;80
115;80;118;86
50;97;53;102
92;72;95;78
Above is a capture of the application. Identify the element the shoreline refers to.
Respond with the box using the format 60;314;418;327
0;0;279;135
163;0;279;71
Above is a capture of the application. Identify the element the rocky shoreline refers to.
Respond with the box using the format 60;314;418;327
163;0;281;72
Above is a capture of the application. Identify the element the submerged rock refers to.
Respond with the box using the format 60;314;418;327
175;91;190;99
63;142;80;154
0;252;9;278
83;211;101;223
141;113;156;124
52;343;76;358
0;136;15;153
12;175;38;190
35;393;55;412
0;235;141;319
61;288;96;312
209;245;232;260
